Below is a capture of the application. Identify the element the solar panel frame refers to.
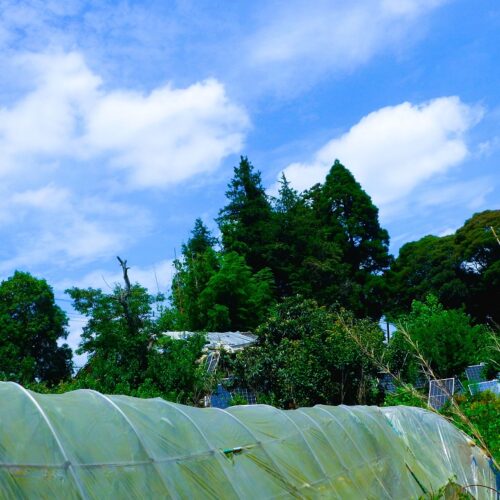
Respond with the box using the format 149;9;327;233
205;351;220;373
209;382;258;408
454;377;465;395
428;378;454;410
233;387;257;405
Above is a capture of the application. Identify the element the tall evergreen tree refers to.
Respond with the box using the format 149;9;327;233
270;174;346;301
217;157;275;273
310;160;391;317
170;219;220;330
268;175;307;296
198;252;274;331
314;160;391;274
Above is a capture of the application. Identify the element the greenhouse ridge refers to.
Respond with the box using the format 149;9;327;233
0;382;496;499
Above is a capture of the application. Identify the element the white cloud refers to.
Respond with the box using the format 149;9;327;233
279;97;482;215
0;53;99;176
0;184;151;274
246;0;447;90
416;177;493;211
84;79;248;188
0;50;248;273
10;184;71;210
0;51;249;188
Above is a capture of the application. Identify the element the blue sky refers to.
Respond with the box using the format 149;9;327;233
0;0;499;360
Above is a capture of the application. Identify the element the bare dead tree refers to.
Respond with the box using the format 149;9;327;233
117;256;137;335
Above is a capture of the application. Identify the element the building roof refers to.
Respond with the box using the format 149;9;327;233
163;331;257;352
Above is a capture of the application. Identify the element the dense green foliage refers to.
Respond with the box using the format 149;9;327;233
389;295;488;379
307;161;391;318
172;158;391;323
170;219;274;331
66;272;210;403
383;386;426;408
217;157;275;273
443;391;500;463
233;296;384;408
387;210;500;324
0;271;72;385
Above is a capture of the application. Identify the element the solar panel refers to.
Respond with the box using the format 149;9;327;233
378;373;396;393
205;351;220;373
233;387;258;405
428;378;454;410
210;384;232;409
468;379;499;396
454;377;465;395
414;375;428;389
209;383;257;408
465;364;486;383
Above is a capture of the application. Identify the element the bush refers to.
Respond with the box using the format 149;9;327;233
383;386;426;408
234;296;384;408
442;391;499;463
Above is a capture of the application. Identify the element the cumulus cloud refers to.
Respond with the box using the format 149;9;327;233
0;50;248;273
10;184;71;210
83;79;248;188
279;97;483;215
0;51;249;188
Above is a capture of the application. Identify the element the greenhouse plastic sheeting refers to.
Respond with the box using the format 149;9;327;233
0;382;497;499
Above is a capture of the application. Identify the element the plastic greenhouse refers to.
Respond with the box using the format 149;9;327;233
0;382;497;499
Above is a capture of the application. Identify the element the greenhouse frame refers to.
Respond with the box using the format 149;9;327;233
0;382;497;499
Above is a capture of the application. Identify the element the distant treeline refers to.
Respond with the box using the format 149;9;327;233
170;157;499;330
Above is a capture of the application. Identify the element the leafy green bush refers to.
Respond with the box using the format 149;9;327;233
389;295;488;379
383;385;426;408
442;391;499;463
234;296;384;408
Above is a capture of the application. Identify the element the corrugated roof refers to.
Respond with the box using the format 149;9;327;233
163;331;257;352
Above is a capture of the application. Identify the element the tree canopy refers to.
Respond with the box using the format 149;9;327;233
234;296;384;408
388;295;488;379
0;271;72;385
386;210;500;324
217;156;274;273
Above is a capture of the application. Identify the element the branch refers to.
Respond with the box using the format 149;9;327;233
117;256;131;293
